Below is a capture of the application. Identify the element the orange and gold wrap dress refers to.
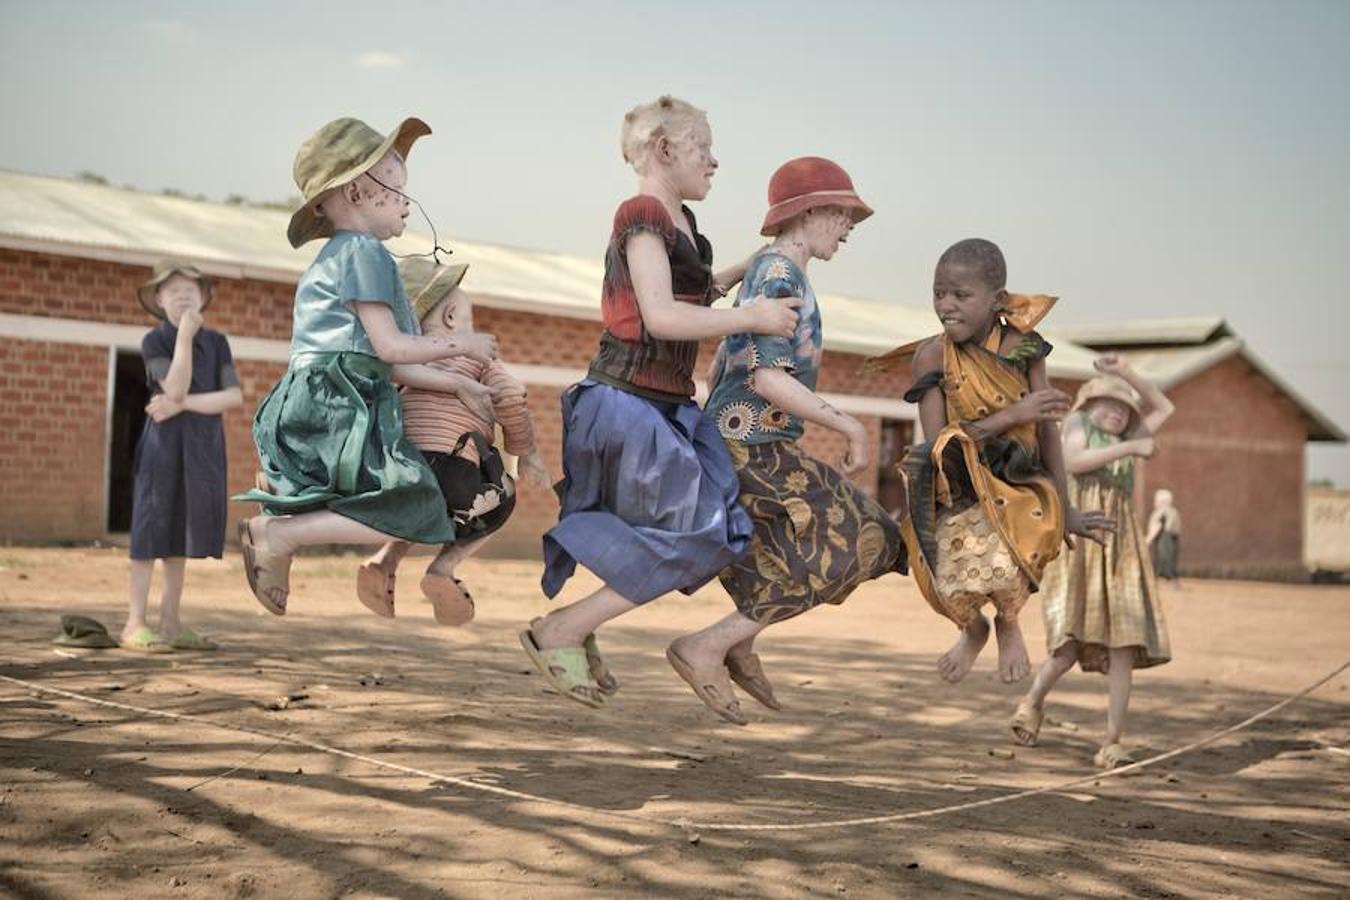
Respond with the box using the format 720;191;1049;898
874;297;1065;628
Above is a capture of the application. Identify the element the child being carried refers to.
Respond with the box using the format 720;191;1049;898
357;257;550;624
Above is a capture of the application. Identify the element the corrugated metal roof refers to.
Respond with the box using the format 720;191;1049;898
0;169;1100;376
1054;317;1232;347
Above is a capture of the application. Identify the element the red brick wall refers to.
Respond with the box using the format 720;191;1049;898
0;338;109;540
0;248;296;338
1141;355;1308;579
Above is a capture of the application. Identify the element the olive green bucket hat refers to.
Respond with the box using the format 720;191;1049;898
287;116;432;249
137;260;213;320
401;257;470;322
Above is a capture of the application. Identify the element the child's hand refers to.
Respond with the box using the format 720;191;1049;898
1065;506;1116;549
1011;388;1072;424
458;332;498;365
1093;353;1132;377
178;309;203;337
841;419;870;476
518;449;552;489
1131;436;1156;458
145;394;183;423
455;379;495;423
748;295;802;338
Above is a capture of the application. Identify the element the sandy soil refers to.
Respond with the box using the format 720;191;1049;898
1;547;1347;899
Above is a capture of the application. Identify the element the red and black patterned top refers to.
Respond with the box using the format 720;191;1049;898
586;195;716;402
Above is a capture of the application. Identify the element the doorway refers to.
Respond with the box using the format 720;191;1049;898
877;418;915;519
107;349;149;532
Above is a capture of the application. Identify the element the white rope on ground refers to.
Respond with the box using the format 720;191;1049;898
2;661;1345;834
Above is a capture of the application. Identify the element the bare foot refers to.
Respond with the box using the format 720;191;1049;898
937;615;990;683
994;614;1031;683
530;609;585;651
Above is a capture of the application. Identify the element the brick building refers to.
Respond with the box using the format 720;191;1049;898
1058;319;1345;579
1;171;1338;578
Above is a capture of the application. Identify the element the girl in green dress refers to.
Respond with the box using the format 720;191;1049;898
235;117;497;615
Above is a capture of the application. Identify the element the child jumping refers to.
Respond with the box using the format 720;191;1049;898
124;261;243;652
356;256;550;625
667;157;906;724
878;238;1111;684
235;117;497;613
523;96;800;708
1012;356;1174;768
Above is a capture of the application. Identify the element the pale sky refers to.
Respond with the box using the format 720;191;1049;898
3;0;1348;483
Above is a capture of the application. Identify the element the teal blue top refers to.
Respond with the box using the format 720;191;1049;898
290;231;417;358
705;253;823;444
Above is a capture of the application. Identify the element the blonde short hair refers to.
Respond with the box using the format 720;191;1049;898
620;95;708;173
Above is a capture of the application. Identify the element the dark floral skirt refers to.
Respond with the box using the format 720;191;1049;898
720;440;906;625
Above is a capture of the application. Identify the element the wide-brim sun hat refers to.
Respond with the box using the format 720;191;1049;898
1074;375;1143;432
137;260;213;320
287;116;432;249
401;257;470;322
760;156;873;237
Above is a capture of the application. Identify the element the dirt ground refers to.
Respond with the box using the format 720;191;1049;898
1;547;1347;899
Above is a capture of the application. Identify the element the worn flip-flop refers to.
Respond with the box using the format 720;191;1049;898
1094;743;1137;770
582;633;620;696
518;628;604;708
237;519;289;615
120;626;172;654
726;652;780;711
666;644;747;726
422;572;474;626
357;562;396;619
168;627;218;651
1010;700;1043;747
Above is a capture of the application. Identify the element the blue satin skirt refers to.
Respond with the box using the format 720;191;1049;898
542;380;752;603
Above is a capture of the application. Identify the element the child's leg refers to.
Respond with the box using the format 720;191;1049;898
670;611;765;672
156;557;186;639
1103;647;1136;748
1023;641;1078;712
253;510;394;556
530;585;638;649
937;614;991;683
993;612;1032;683
366;540;411;573
123;558;155;642
426;534;487;577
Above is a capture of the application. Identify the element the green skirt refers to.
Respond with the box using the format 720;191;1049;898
233;352;456;544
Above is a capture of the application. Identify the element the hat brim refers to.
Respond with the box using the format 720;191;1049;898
137;266;213;320
1073;378;1143;432
760;191;874;237
411;263;470;322
287;117;432;249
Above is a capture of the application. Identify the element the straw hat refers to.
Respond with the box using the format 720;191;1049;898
401;257;470;322
1073;375;1142;431
286;117;431;248
760;156;873;237
137;260;212;320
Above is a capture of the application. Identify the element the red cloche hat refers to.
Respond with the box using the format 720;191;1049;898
760;156;874;237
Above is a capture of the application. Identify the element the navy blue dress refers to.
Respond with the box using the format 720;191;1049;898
129;323;236;560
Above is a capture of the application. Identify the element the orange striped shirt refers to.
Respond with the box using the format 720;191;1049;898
400;357;534;464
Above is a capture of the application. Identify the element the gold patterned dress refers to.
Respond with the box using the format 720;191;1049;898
1039;415;1171;672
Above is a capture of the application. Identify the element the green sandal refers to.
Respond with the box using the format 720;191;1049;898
518;628;605;708
169;628;218;651
121;626;172;654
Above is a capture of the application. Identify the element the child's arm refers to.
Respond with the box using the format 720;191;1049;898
1060;414;1156;475
627;233;801;340
751;368;870;474
1144;508;1164;545
482;362;550;488
712;244;768;298
1028;358;1114;546
158;309;202;402
355;303;497;365
1094;353;1174;435
390;364;494;423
